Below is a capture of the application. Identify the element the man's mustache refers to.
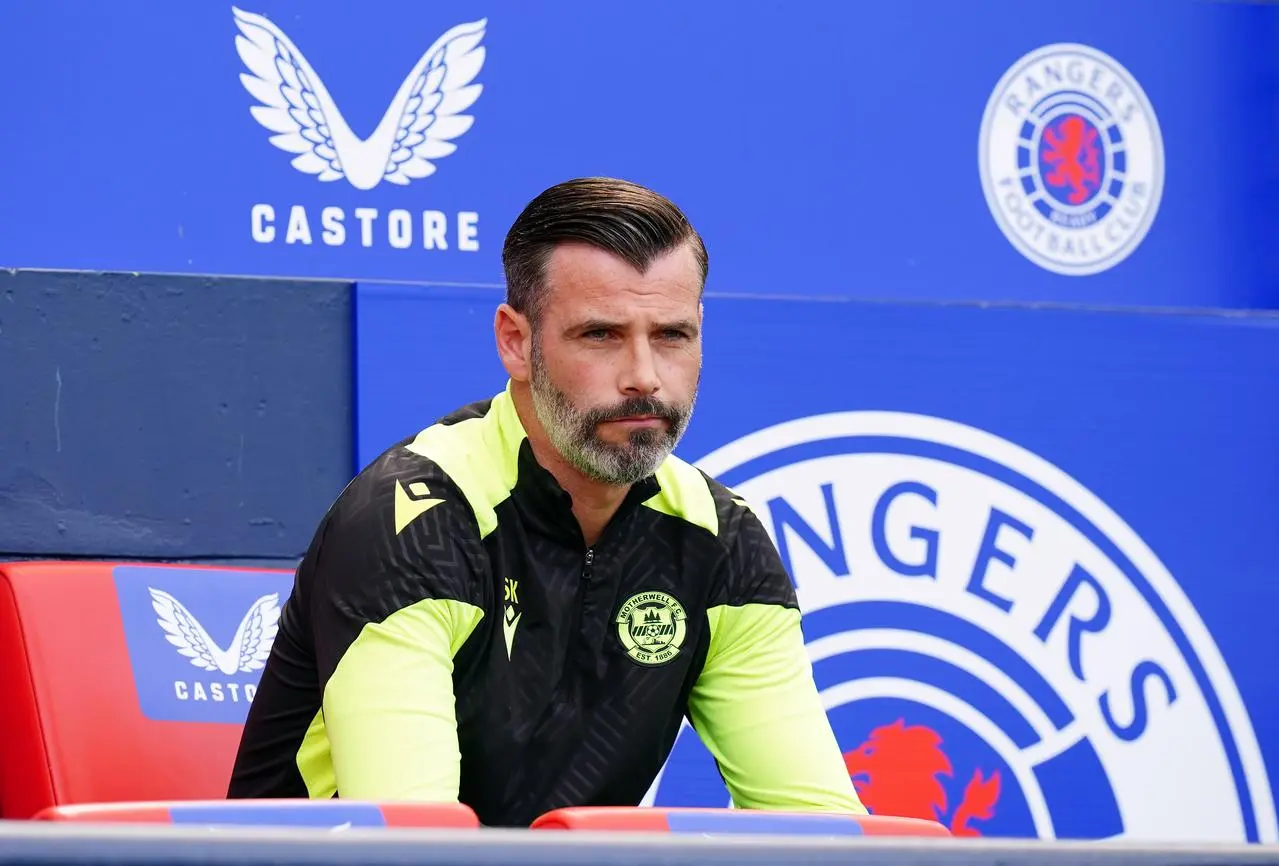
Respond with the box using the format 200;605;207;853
582;396;686;428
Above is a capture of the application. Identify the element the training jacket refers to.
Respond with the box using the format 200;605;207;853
227;383;864;826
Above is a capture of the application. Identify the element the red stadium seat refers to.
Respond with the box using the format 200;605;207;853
0;561;296;818
530;807;951;837
33;799;479;828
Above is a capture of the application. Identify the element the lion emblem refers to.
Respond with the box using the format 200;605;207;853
843;719;1001;836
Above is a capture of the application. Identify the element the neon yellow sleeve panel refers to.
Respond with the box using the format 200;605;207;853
688;603;868;814
322;597;484;801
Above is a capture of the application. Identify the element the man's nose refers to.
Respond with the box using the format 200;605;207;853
621;339;661;395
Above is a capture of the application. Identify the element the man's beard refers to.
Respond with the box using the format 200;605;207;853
529;345;696;487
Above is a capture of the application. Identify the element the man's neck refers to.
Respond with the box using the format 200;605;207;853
510;384;629;547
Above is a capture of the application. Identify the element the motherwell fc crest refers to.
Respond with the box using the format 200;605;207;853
616;591;687;666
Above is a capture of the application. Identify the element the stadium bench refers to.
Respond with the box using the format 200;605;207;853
0;561;293;818
33;799;478;828
530;806;951;836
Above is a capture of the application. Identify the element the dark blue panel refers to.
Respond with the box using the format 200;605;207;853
0;270;352;561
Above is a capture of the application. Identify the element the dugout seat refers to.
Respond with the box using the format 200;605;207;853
530;807;951;837
0;560;295;819
33;799;478;829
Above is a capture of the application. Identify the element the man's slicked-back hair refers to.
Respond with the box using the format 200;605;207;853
501;177;709;326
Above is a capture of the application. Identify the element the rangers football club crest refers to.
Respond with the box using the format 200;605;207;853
978;43;1165;276
646;410;1274;842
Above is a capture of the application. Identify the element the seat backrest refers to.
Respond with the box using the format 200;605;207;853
0;561;295;818
33;799;479;828
530;807;952;837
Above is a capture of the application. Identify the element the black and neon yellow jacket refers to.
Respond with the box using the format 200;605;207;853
227;384;864;826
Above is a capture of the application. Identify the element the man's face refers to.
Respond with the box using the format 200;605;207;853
528;241;703;486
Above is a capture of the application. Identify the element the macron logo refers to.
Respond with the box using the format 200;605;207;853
395;479;444;534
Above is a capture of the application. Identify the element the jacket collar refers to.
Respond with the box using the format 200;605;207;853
490;382;662;544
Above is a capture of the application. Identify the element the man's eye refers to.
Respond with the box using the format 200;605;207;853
583;329;612;340
662;330;690;341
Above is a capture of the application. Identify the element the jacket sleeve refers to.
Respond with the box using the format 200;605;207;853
686;501;867;814
308;472;486;802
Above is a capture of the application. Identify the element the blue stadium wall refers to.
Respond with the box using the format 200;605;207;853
4;270;1278;845
1;0;1277;846
1;1;1276;309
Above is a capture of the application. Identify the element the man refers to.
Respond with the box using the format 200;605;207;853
227;177;866;826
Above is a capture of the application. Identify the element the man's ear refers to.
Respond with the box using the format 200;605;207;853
495;303;533;382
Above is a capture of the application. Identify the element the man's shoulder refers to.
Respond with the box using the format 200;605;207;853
651;456;797;610
648;454;757;545
300;441;489;623
339;394;518;540
329;438;478;543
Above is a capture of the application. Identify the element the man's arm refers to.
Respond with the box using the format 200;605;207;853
686;502;866;814
310;473;486;802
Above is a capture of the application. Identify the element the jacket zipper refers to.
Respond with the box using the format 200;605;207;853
560;546;595;691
